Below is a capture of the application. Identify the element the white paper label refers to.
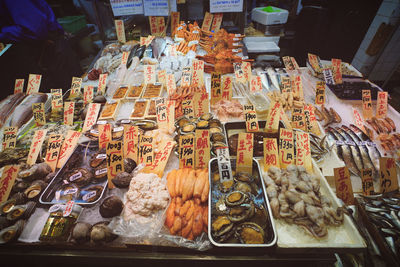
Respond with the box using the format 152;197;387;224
69;172;82;182
97;120;107;125
64;188;78;195
49;204;62;213
121;119;131;124
113;126;124;132
82;191;97;201
95;168;108;175
216;147;233;182
96;154;107;159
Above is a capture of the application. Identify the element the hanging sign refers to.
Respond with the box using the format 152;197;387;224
210;0;243;13
110;0;143;16
143;0;177;16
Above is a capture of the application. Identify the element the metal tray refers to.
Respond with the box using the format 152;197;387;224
208;158;277;247
39;141;108;206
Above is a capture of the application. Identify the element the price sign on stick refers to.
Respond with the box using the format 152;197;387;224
63;102;75;126
27;74;41;94
139;135;153;166
98;73;108;94
14;79;24;94
182;100;194;118
279;128;295;168
45;134;62;172
99;124;112;150
263;138;279;172
315;81;325;105
265;102;281;133
123;125;139;162
296;132;312;172
70;77;82;97
195;130;210;169
32;103;46;126
334;167;354;205
0;165;20;203
361;168;374;196
82;103;101;132
362;90;373;119
376;91;388;119
202;12;213;31
106;141;124;189
179;134;195;168
331;58;343;84
236;133;253;174
27;129;48;166
115;20;126;43
221;75;232;100
2;127;17;149
57;130;81;169
216;146;233;183
211;73;222;105
379;157;399;193
144;65;156;84
243;105;259;132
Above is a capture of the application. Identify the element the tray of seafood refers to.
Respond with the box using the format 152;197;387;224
208;158;277;247
263;162;366;252
39;141;109;206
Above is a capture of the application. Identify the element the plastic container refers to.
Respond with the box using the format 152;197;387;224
244;39;280;54
251;6;289;26
58;16;87;34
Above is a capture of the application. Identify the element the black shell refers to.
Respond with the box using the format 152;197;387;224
99;196;124;218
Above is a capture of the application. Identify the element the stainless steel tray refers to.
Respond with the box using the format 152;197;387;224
208;158;277;247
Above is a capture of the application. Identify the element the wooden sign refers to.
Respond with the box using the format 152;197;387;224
115;19;126;43
216;147;233;182
290;57;300;69
265;101;281;133
82;103;101;132
179;134;195;168
201;12;213;31
211;72;222;105
281;76;291;92
315;81;325;105
334;167;354;205
156;16;166;37
32;103;46;126
166;74;176;95
27;74;41;94
27;129;48;165
0;165;20;203
322;68;335;85
51;89;63;111
376;91;388;119
121;51;130;65
296;131;312;172
282;56;294;70
56;130;81;169
144;140;175;177
149;16;158;35
106;141;124;189
156;100;168;128
171;12;180;36
250;75;262;92
2;127;17;149
361;168;374;196
233;62;246;84
70;77;82;96
193;92;209;117
139;135;153;166
362;90;373;119
167;100;175;130
303;104;321;136
242;62;251;82
123;125;139;162
279;128;294;168
221;75;233;100
353;108;367;134
195;130;210;169
263;138;279;172
63;102;74;126
158;70;166;86
14;79;24;94
45;134;62;172
98;73;108;94
293;76;304;100
279;106;292;130
191;59;204;87
99;123;112;149
83;85;94;104
144;65;156;84
379;157;399;193
244;105;259;132
308;53;322;73
182;100;194;118
210;13;223;32
181;70;191;87
291;107;306;130
236;133;253;174
331;58;342;84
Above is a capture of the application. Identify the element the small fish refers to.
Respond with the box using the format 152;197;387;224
383;198;400;205
365;205;389;213
381;228;400;236
336;127;364;173
349;124;381;168
266;67;280;91
390;210;400;231
385;236;397;255
367;212;395;228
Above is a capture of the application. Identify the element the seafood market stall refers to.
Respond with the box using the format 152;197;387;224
1;11;400;266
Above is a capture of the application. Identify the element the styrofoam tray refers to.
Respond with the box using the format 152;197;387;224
245;41;280;54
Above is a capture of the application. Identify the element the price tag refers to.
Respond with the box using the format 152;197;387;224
149;16;158;35
167;100;175;130
236;133;253;174
376;91;388;119
82;103;101;132
169;44;177;57
210;13;223;32
265;101;281;133
123;125;139;162
63;102;75;126
171;12;180;36
315;81;326;105
99;123;112;150
156;16;166;37
211;72;222;105
280;76;292;92
282;56;294;70
296;132;312;172
70;77;82;97
57;130;81;169
156;101;168;128
191;59;204;87
182;100;194;118
280;107;292;130
233;62;246;84
144;65;156;84
242;62;251;82
290;57;300;69
361;168;374;196
193;92;209;117
181;70;191;87
98;73;108;94
14;79;24;94
2;127;17;149
362;90;373;119
331;58;343;84
115;19;126;43
201;12;214;31
121;51;130;66
140;36;146;46
308;53;322;73
27;74;42;94
263;138;279;172
166;74;176;95
158;70;166;86
51;89;63;112
250;75;262;92
352;108;367;134
293;76;303;100
179;134;195;168
244;105;259;132
63;201;75;217
221;75;232;100
45;134;62;172
304;104;321;135
0;165;20;203
32;102;46;126
106;141;124;189
291;107;306;130
322;68;335;85
27;129;48;165
279;128;295;168
139;135;153;166
216;146;233;182
379;157;399;193
143;140;175;177
195;130;210;169
334;167;354;205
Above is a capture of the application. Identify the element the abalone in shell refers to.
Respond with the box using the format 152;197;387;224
90;150;106;168
90;221;117;244
82;185;103;203
111;172;132;188
99;196;124;218
124;158;137;173
67;168;93;187
71;222;92;244
0;220;25;244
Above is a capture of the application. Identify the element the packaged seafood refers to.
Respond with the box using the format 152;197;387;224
130;100;148;119
142;83;163;98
